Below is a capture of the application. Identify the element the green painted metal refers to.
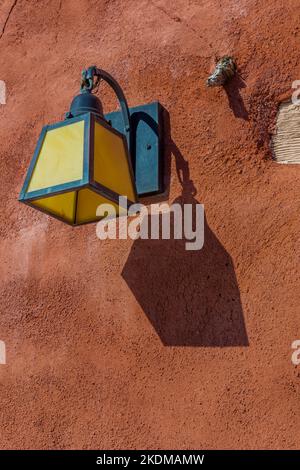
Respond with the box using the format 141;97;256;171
105;101;164;197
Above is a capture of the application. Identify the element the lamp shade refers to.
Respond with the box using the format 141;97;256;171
19;112;138;225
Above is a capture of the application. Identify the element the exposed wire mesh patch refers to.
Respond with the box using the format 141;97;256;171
272;101;300;164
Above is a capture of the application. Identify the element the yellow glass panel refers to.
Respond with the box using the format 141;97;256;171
76;188;126;224
27;121;85;193
32;191;76;223
93;121;137;202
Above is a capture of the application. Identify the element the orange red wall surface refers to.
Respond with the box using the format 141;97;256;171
0;0;299;449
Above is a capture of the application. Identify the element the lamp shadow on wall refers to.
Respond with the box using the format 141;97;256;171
121;109;249;347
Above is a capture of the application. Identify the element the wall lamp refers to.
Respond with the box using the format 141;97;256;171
19;66;164;225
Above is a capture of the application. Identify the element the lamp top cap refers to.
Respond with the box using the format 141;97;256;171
67;91;104;119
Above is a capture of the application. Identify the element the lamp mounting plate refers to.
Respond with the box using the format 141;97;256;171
105;101;163;197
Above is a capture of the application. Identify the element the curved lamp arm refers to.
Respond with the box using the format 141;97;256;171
81;66;131;153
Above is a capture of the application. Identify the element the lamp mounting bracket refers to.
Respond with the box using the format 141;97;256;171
80;66;164;197
81;66;131;151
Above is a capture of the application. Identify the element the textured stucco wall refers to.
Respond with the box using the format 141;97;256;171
0;0;299;449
